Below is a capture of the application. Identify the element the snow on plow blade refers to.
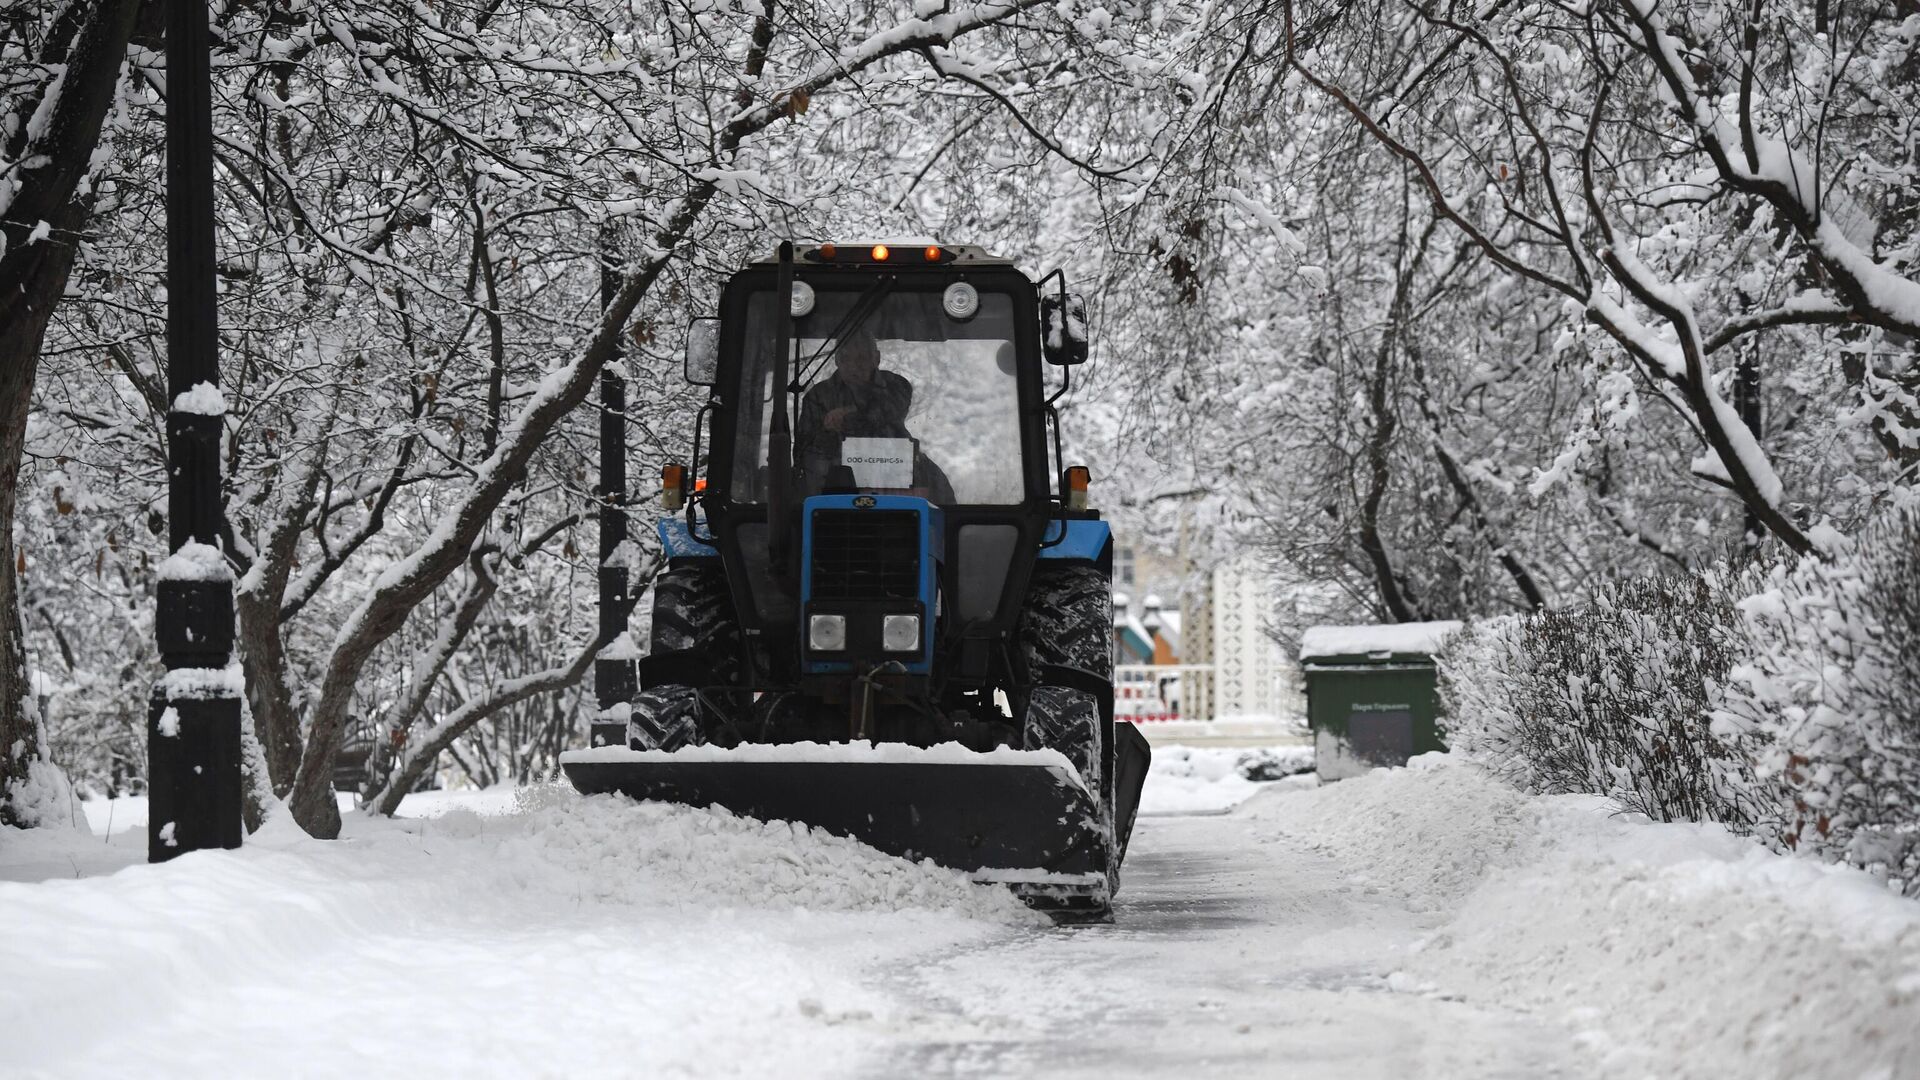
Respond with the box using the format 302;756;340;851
558;744;1109;912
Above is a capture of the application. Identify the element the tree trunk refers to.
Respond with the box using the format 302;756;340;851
0;0;143;826
0;333;43;826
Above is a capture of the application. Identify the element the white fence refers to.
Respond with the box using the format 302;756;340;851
1114;664;1215;722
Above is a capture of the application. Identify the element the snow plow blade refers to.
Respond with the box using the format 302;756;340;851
559;746;1111;917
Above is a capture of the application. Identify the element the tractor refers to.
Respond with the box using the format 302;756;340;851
560;241;1150;921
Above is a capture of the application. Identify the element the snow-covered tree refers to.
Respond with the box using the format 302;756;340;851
1;0;144;827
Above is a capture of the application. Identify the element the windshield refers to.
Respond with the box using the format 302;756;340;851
728;284;1025;505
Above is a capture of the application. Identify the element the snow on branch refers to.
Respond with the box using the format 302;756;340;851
1616;0;1920;338
1215;187;1307;259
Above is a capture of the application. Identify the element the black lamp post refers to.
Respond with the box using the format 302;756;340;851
591;229;636;749
149;0;242;862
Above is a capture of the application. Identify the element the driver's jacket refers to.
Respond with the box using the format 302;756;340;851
796;370;914;471
795;370;953;501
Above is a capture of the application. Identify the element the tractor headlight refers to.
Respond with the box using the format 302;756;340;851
808;614;846;652
790;280;816;317
882;614;920;652
942;282;979;321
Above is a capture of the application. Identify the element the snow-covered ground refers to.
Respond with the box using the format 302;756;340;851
4;752;1915;1078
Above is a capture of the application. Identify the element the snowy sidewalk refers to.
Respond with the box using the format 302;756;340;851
3;755;1916;1078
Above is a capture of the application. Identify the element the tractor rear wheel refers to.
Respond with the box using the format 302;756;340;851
1018;564;1115;682
1017;563;1117;896
1018;563;1115;795
628;565;744;751
649;565;743;687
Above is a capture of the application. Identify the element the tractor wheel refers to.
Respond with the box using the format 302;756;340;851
1021;685;1116;903
1018;563;1117;890
626;685;701;751
1018;564;1115;681
1023;685;1106;802
649;565;743;687
629;565;745;750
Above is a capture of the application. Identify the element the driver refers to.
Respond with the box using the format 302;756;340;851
796;331;953;501
798;330;913;449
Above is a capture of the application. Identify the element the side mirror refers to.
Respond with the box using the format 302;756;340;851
1040;292;1089;366
684;318;720;385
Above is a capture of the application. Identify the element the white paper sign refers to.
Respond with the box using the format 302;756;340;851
841;437;914;489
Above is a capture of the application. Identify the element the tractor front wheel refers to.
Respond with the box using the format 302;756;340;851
626;685;701;752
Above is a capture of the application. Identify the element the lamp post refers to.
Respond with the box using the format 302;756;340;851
150;0;242;862
591;229;636;750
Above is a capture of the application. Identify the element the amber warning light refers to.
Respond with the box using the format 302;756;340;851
1065;466;1091;511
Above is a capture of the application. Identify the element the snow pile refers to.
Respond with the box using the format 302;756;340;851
1139;744;1314;816
1250;753;1552;904
158;662;247;701
1250;756;1920;1079
498;786;1036;918
1;756;83;832
155;541;231;582
169;381;227;416
8;752;1917;1076
0;788;1034;1077
597;629;641;661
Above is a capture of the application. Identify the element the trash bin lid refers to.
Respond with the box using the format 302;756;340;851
1299;621;1464;664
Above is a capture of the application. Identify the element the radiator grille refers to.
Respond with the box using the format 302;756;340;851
810;510;920;601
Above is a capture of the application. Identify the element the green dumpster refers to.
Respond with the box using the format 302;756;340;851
1300;621;1462;780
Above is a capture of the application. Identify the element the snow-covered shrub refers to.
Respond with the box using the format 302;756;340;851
1443;614;1528;772
1434;616;1534;781
1439;576;1767;827
1716;511;1920;894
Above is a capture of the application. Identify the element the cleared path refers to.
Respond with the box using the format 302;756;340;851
872;787;1590;1079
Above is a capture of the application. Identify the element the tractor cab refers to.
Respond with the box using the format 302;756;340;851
684;243;1091;724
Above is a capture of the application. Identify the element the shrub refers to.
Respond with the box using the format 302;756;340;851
1439;576;1767;826
1716;511;1920;894
1441;509;1920;895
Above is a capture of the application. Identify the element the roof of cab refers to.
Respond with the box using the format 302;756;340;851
745;243;1018;269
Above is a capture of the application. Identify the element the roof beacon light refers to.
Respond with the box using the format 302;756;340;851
870;244;891;262
662;463;687;511
924;245;943;262
1065;465;1091;512
819;243;837;260
942;281;980;320
789;280;816;317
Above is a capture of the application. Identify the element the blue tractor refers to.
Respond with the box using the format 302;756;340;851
561;242;1150;920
